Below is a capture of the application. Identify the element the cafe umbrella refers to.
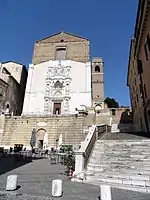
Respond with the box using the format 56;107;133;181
43;132;48;149
30;128;36;148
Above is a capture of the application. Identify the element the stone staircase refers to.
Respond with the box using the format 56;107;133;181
85;139;150;193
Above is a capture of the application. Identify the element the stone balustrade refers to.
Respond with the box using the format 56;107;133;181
74;124;108;177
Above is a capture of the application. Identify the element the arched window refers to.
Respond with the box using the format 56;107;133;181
95;65;100;73
54;81;63;88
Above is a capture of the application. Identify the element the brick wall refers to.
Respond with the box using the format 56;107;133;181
32;33;90;64
1;115;86;147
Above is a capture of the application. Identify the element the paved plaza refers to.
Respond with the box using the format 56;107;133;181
0;157;150;199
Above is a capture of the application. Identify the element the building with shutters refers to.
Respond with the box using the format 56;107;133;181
22;31;104;115
127;0;150;132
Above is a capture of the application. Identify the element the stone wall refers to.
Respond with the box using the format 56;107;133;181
32;32;90;65
0;107;134;148
1;115;86;148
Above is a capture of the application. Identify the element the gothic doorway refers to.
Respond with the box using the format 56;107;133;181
36;129;46;149
53;103;61;115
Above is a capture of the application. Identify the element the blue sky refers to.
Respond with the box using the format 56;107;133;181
0;0;138;106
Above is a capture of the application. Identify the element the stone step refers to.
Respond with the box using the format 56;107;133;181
86;166;150;174
92;150;150;155
91;153;150;158
86;170;150;181
94;145;150;149
84;179;150;193
89;158;150;164
97;139;150;143
87;162;150;169
94;145;150;150
85;174;150;187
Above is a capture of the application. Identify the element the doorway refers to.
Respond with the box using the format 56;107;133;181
53;103;61;115
38;140;43;149
36;129;46;149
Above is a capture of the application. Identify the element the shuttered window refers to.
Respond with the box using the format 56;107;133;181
56;48;66;60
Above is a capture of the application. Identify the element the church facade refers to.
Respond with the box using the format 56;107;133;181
22;32;104;115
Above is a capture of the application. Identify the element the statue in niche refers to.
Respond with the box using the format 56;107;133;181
47;69;51;78
65;83;69;92
45;82;50;92
61;68;64;74
65;99;69;110
66;68;70;76
44;99;49;112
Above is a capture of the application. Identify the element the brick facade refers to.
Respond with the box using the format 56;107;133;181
32;32;90;65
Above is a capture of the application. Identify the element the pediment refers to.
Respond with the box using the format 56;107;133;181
36;31;88;43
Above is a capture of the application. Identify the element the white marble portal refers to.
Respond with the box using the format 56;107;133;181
22;60;91;115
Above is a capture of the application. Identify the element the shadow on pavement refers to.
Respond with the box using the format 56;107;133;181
0;154;43;175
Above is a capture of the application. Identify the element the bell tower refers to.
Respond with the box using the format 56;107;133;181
91;57;104;108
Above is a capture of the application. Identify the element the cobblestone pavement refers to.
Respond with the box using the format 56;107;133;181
0;158;150;199
0;193;50;200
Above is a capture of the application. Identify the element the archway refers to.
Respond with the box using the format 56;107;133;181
36;128;46;149
95;65;100;73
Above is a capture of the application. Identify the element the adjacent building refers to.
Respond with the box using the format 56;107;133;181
0;61;27;115
127;0;150;132
22;31;104;115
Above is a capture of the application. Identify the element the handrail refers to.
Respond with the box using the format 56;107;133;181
73;124;109;178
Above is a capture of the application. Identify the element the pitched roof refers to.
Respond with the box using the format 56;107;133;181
36;31;89;43
1;61;24;66
1;61;27;73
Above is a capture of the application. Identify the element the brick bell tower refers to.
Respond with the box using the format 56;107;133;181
91;57;104;108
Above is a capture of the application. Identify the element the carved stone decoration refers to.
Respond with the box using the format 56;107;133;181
65;83;70;92
54;81;63;89
44;61;72;114
54;91;62;97
44;98;49;112
49;61;71;79
64;98;69;111
46;69;51;79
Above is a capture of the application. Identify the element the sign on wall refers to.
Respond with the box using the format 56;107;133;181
37;122;47;127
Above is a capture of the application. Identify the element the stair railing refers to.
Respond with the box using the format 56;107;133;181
73;124;108;177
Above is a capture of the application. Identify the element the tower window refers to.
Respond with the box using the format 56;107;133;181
95;65;100;73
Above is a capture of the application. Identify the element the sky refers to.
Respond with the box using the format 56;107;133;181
0;0;138;106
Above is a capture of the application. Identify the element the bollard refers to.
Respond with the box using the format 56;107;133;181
100;185;112;200
52;179;62;197
6;175;18;191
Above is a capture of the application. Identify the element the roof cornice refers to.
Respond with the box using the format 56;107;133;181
134;0;150;57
